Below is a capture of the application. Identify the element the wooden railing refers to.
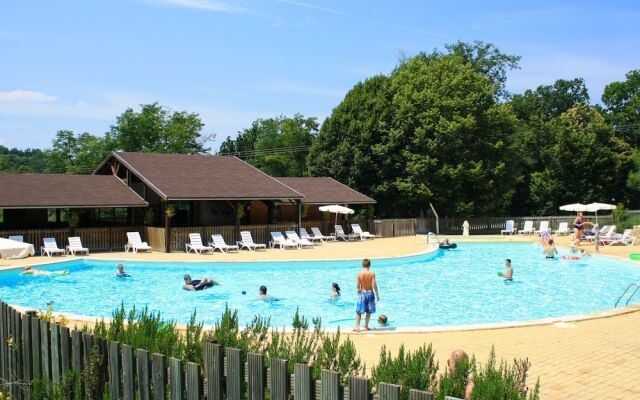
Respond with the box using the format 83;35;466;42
0;301;460;400
373;219;417;237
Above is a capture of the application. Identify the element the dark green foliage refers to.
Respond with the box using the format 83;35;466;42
83;345;107;400
267;309;322;373
0;145;47;172
371;345;437;400
219;114;317;176
468;349;539;400
602;69;640;147
435;355;473;400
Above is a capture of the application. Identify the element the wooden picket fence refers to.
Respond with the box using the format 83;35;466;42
0;301;462;400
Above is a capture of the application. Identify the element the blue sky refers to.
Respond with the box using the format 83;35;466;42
1;0;639;151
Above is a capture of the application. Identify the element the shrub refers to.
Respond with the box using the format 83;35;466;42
313;327;365;385
371;344;438;400
266;309;322;372
469;348;539;400
434;354;474;400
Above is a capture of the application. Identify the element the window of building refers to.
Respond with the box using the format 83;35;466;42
0;209;3;224
47;209;57;223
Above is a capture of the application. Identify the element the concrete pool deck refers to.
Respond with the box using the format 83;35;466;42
1;234;640;398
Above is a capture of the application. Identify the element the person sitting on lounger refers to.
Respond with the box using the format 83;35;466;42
115;263;130;277
331;282;341;299
498;259;513;281
22;266;69;276
183;274;217;291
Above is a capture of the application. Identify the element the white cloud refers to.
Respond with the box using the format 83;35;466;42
260;81;345;97
144;0;249;14
274;0;343;15
0;90;58;103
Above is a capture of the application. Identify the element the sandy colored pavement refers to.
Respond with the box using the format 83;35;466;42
2;234;640;399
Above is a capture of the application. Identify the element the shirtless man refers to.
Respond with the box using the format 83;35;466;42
21;266;69;276
182;274;217;291
541;237;558;259
354;258;379;332
498;259;513;281
435;349;475;399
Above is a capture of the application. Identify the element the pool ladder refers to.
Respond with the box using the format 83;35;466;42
615;283;640;307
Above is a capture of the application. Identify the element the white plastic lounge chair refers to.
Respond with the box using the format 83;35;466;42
535;221;549;235
237;231;266;251
585;225;610;241
605;229;636;246
8;235;23;242
351;224;376;240
286;231;314;248
185;233;213;254
597;225;618;245
125;232;152;253
554;222;570;236
41;238;66;257
334;225;356;241
500;220;516;235
67;236;89;256
300;228;323;243
311;227;335;241
209;234;239;253
270;232;298;250
518;221;534;235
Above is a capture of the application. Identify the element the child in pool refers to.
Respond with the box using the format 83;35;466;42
115;263;130;277
331;283;341;299
562;248;590;260
378;314;389;327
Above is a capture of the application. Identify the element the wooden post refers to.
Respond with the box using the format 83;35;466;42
40;320;51;381
108;341;122;400
152;353;166;400
270;359;289;400
71;330;82;377
226;348;244;400
60;326;71;375
21;316;32;386
122;344;135;400
378;383;401;400
320;370;340;400
30;316;41;379
0;303;8;382
164;201;171;253
50;324;61;384
136;349;151;400
247;353;264;400
409;389;434;400
294;363;312;400
297;200;302;234
349;376;369;400
185;362;202;400
204;342;223;400
169;357;184;400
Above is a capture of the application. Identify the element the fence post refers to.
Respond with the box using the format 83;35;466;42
21;315;32;391
247;353;265;400
185;362;202;400
136;349;151;400
60;325;71;374
30;316;41;379
270;358;289;400
39;320;51;381
71;330;82;377
409;388;433;400
122;344;135;400
108;340;121;400
152;353;167;400
82;332;93;371
226;347;244;400
0;302;6;383
349;376;369;400
320;370;341;400
50;323;61;384
378;383;400;400
169;357;184;400
293;363;312;400
204;342;223;400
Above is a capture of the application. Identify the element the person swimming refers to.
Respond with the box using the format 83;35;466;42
22;266;69;276
115;263;130;277
562;248;590;261
498;259;513;281
257;285;274;300
378;314;389;327
331;282;341;299
183;274;217;291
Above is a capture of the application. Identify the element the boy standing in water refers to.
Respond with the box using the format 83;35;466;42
354;258;380;332
594;223;601;253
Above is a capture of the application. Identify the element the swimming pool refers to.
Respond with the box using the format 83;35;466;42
1;243;639;329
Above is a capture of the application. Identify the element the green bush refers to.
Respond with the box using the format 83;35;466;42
470;349;539;400
372;344;438;400
434;354;474;400
314;327;365;385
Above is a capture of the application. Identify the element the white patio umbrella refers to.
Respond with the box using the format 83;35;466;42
559;203;589;212
319;204;355;225
585;202;616;223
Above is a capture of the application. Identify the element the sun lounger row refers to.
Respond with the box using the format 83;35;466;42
501;220;571;236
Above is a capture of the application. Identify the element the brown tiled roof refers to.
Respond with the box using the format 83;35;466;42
100;152;303;200
0;174;147;208
275;177;375;205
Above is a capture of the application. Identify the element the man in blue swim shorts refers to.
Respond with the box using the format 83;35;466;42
354;258;380;332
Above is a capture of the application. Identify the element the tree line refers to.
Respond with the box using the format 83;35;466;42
2;41;638;217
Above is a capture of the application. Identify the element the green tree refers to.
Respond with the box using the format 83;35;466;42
510;78;590;120
220;114;317;176
46;130;109;174
107;103;213;154
0;145;48;172
601;69;640;147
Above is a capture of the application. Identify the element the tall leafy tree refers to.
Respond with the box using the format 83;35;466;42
107;103;213;154
46;130;109;174
601;69;640;147
0;145;47;172
220;114;317;176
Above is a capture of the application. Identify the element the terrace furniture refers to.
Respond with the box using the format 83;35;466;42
41;238;66;257
500;220;517;235
596;225;617;244
270;232;298;250
237;231;266;251
125;232;152;253
518;221;534;235
311;227;335;242
300;228;323;244
351;224;376;240
8;235;23;242
185;233;213;254
67;236;89;256
209;234;239;253
555;222;570;236
286;231;314;248
535;221;550;235
602;229;637;246
585;225;610;241
0;238;35;259
334;225;357;241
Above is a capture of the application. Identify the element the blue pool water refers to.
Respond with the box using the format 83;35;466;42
1;243;640;328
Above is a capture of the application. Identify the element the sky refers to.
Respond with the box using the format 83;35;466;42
1;0;639;151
